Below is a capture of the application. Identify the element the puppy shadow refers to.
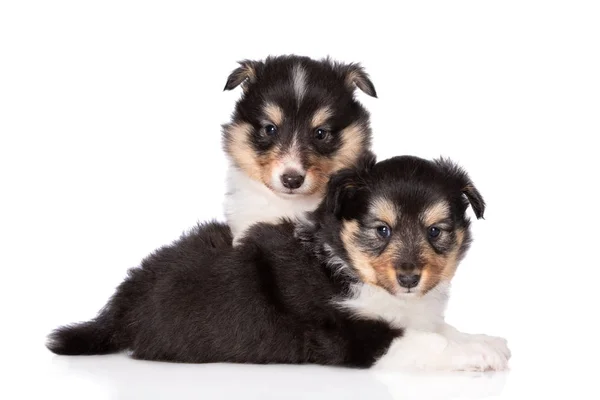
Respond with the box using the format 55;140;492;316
371;368;510;399
50;354;508;400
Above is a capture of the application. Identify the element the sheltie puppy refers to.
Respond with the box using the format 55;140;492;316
47;154;510;371
221;54;376;243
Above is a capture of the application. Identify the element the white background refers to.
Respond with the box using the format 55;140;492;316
1;1;599;399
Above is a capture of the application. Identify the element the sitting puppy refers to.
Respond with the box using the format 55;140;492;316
47;154;510;371
221;54;377;244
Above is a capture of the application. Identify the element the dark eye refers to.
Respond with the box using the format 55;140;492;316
314;128;328;140
264;125;277;136
428;227;441;239
376;225;391;239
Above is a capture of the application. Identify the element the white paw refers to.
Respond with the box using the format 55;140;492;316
443;339;509;372
441;325;511;363
471;334;511;360
374;329;509;372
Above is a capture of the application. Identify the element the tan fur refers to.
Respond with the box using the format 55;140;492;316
311;107;333;128
263;103;284;126
341;220;403;294
256;148;283;191
419;243;447;295
419;228;465;294
370;198;398;226
441;229;465;281
341;220;377;284
422;201;450;226
333;123;368;171
303;163;334;197
225;123;261;181
370;240;403;294
225;122;281;188
305;122;368;196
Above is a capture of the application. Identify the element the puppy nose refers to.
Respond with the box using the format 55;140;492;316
281;172;305;189
398;274;420;289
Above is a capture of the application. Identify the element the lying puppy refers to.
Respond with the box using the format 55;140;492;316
47;154;510;371
221;54;376;244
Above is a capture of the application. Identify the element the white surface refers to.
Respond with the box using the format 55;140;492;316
1;1;599;399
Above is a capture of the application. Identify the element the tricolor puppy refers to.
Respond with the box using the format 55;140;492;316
221;55;376;243
47;154;511;371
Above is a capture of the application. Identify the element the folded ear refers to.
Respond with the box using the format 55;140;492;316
224;60;261;91
333;61;377;98
325;151;376;218
324;169;361;219
434;157;486;219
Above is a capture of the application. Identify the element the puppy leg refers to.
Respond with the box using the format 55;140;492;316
440;323;511;361
372;328;509;372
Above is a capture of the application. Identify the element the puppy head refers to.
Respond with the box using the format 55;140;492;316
221;55;376;197
321;154;485;297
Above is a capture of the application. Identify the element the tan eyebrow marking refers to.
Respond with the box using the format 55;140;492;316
421;201;450;226
263;102;284;126
369;197;398;226
311;106;333;128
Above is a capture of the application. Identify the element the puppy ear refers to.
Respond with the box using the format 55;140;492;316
224;60;260;91
462;183;485;219
434;157;486;219
332;60;377;98
346;63;377;97
325;151;376;218
325;170;361;218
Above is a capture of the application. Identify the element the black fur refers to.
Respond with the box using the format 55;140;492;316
47;155;485;367
47;220;398;367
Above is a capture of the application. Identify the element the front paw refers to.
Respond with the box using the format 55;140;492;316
444;340;509;372
469;334;511;360
442;325;511;362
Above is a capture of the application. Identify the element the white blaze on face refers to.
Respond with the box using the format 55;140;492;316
270;136;312;195
268;64;312;195
292;64;307;104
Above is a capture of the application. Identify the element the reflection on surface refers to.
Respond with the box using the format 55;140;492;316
51;354;508;400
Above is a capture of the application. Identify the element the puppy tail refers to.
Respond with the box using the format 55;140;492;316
46;276;137;355
46;317;120;355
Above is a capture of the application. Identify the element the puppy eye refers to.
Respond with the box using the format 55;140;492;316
264;125;278;136
376;225;391;239
428;227;441;239
314;128;329;140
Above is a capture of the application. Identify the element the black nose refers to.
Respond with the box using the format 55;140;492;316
398;274;420;289
281;173;305;189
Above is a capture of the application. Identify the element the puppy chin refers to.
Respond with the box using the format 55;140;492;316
396;291;419;299
395;285;424;298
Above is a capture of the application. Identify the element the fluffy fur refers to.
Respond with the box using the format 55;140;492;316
47;155;510;371
221;55;376;243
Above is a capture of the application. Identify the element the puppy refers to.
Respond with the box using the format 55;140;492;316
47;154;510;371
221;54;376;243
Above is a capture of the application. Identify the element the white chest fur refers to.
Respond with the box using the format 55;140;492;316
224;166;322;243
337;281;450;331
